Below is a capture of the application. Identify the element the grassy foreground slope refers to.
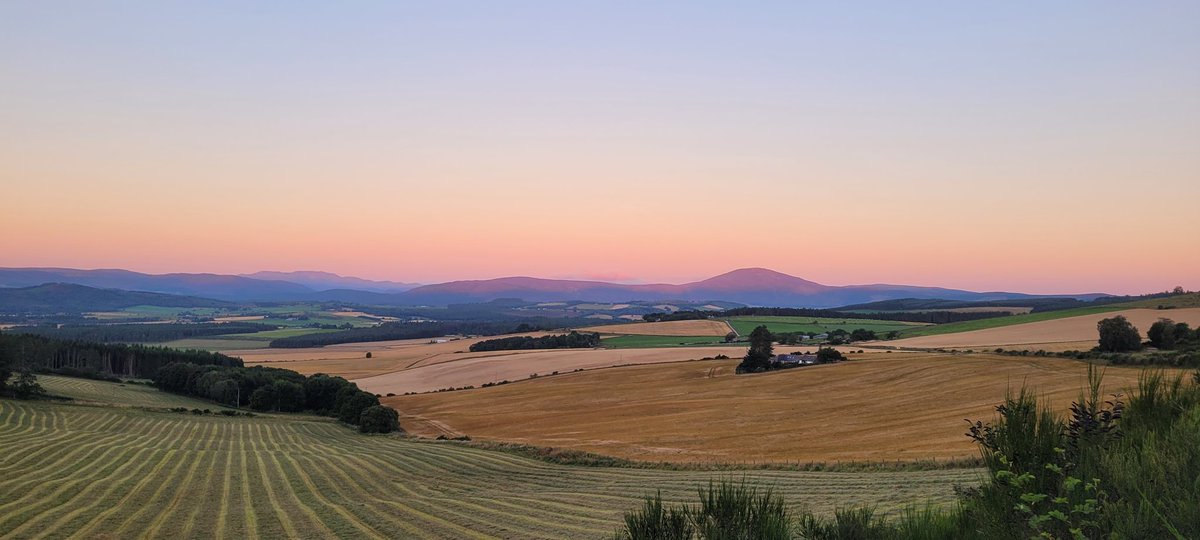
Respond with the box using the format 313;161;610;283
37;375;217;408
0;399;977;539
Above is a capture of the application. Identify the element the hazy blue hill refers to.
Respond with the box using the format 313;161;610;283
0;283;232;313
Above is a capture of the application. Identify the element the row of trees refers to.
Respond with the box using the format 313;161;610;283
152;363;399;433
644;307;1011;325
468;331;601;352
1096;316;1200;353
11;322;275;343
0;332;242;379
1147;318;1199;350
760;327;879;346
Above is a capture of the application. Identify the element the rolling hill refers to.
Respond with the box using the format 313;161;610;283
0;266;1108;308
0;283;232;313
394;268;1105;307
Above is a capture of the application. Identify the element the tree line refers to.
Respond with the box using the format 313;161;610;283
153;363;399;433
1096;315;1200;353
0;331;242;379
644;307;1012;325
10;322;276;343
468;331;601;352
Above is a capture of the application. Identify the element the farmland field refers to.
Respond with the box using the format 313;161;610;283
599;334;734;349
885;307;1200;350
161;328;343;352
578;320;734;337
891;305;1131;338
0;397;980;539
37;375;217;409
392;352;1161;463
350;345;760;395
726;316;926;336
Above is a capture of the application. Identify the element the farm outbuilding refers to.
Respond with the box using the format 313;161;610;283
775;354;818;365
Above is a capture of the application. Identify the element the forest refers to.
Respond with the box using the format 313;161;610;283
0;331;242;379
645;307;1012;325
11;322;275;343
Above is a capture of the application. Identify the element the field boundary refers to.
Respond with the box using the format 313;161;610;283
414;439;987;472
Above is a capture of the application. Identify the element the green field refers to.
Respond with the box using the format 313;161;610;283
0;382;979;539
38;375;218;409
158;328;343;352
601;335;737;349
726;316;925;336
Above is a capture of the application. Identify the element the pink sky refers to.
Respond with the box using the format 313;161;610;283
2;3;1197;296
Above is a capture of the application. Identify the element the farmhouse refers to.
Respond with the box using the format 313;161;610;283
775;354;818;365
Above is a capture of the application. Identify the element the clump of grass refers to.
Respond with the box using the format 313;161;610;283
616;480;791;540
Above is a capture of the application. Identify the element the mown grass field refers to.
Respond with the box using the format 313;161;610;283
0;397;979;539
37;375;217;408
726;316;925;336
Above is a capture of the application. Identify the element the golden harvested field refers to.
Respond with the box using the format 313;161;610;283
241;333;885;395
391;352;1164;463
353;346;750;395
235;335;533;378
578;320;735;336
886;308;1200;351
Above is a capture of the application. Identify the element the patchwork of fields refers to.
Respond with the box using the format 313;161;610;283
578;320;734;337
0;398;979;539
725;316;926;336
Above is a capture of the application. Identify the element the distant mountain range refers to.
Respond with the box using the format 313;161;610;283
0;283;232;313
0;266;1109;308
394;268;1109;307
240;271;419;293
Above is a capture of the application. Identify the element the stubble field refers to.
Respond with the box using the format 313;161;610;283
391;352;1160;463
884;308;1200;351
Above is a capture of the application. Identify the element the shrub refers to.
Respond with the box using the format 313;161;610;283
358;405;401;434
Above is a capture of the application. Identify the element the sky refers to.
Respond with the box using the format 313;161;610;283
1;1;1197;295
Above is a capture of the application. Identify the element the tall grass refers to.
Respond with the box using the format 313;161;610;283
616;480;791;540
618;368;1200;539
